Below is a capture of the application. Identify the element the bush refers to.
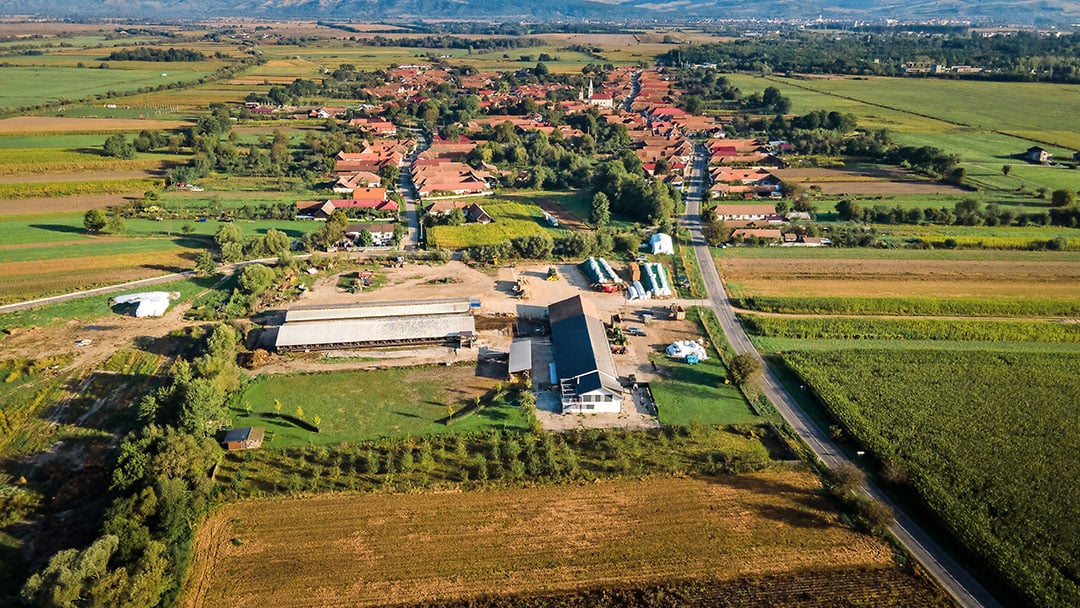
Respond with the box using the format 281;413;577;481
727;353;762;386
828;461;865;497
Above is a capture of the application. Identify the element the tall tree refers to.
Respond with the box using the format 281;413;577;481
589;192;611;227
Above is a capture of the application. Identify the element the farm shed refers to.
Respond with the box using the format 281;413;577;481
548;295;623;414
275;315;476;352
284;299;474;323
222;427;264;451
508;339;532;381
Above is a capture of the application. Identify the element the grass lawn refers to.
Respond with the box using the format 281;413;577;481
232;366;531;447
650;348;761;426
426;199;567;249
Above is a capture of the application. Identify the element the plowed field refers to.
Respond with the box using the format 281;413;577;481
183;472;948;608
718;256;1080;300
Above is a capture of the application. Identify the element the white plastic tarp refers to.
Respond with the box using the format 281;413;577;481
112;292;174;317
650;233;674;255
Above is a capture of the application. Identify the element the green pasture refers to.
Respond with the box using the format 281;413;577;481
510;188;638;230
231;368;530;447
0;65;216;108
0;213;317;249
0;275;223;333
651;349;760;426
725;74;1080;194
774;76;1080;149
426;199;566;249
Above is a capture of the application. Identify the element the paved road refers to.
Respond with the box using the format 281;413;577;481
400;128;430;250
680;143;1001;608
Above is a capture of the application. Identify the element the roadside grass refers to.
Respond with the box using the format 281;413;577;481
231;366;530;447
650;307;762;426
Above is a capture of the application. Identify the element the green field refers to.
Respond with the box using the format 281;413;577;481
741;313;1080;343
724;74;1080;197
0;275;225;333
0;66;216;109
783;349;1080;608
232;367;531;447
426;199;566;249
650;350;761;426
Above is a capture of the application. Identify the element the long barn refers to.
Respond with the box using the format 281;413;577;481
274;299;476;352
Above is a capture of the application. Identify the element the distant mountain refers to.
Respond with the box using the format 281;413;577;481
2;0;1080;25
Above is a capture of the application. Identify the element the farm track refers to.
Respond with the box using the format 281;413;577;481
682;142;1002;608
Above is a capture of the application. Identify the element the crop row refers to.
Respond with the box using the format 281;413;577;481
783;349;1080;608
733;294;1080;318
741;314;1080;343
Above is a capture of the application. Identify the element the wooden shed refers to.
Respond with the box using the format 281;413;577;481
222;427;265;451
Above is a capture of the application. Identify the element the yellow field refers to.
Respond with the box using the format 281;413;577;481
0;248;196;303
719;256;1080;301
183;471;949;608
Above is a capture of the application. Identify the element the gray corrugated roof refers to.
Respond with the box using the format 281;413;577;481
509;339;532;374
285;299;474;323
549;295;621;394
275;315;475;349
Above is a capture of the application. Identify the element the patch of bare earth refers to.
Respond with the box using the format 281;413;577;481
773;167;968;195
0;194;133;215
719;256;1080;300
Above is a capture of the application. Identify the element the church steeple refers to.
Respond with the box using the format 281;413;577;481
588;79;594;99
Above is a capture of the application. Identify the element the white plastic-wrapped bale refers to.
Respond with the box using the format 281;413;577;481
112;292;176;317
597;257;623;284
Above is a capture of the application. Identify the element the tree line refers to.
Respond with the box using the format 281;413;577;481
662;31;1080;83
106;47;207;62
20;325;240;607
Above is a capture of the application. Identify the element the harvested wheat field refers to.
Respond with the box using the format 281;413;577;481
182;472;948;608
719;256;1080;300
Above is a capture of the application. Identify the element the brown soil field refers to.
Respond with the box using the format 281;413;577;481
0;194;132;215
719;257;1080;300
182;472;945;608
773;167;967;195
0;117;192;134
